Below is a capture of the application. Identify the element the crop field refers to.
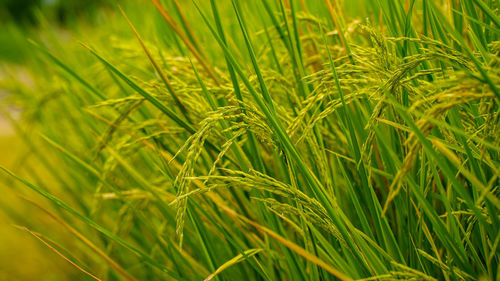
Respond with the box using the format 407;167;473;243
0;0;499;280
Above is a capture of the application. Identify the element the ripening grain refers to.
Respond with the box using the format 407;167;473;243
0;0;498;280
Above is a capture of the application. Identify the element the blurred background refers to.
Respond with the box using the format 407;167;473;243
0;1;115;280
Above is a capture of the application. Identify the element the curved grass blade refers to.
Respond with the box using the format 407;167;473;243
204;248;263;281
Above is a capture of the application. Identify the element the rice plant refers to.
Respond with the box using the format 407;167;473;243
0;0;499;280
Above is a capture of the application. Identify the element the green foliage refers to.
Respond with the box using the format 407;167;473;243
1;0;499;280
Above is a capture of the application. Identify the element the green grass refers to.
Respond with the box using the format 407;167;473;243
0;0;499;280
